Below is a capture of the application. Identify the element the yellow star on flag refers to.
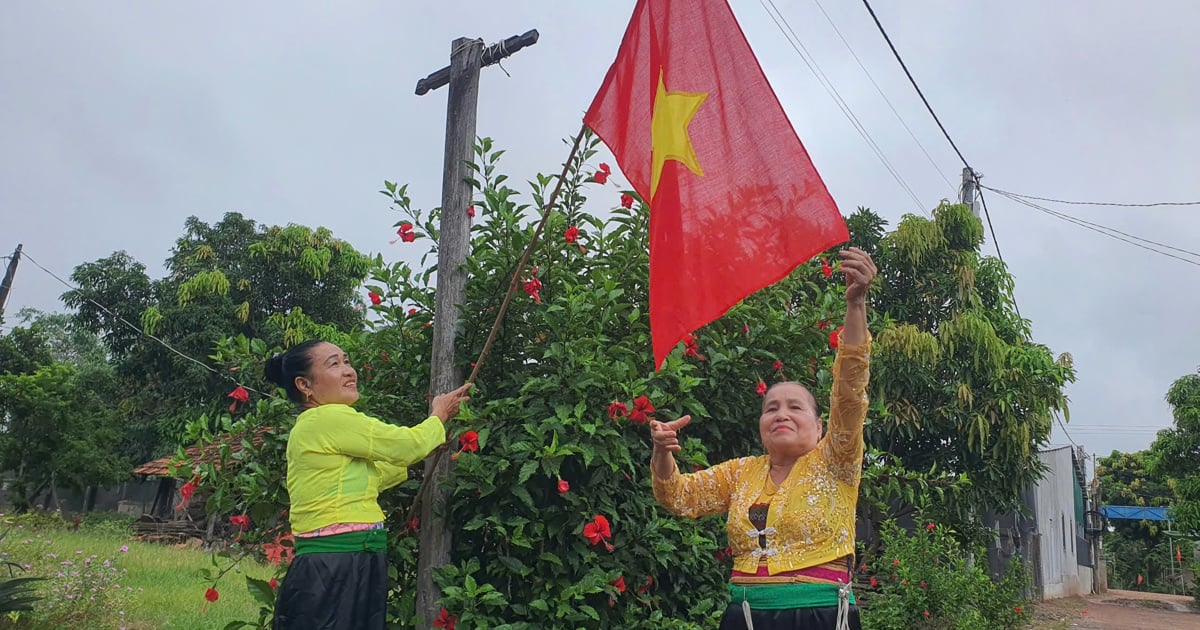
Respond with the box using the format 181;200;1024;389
650;70;708;199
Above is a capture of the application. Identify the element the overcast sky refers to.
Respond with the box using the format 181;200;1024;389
3;1;1198;461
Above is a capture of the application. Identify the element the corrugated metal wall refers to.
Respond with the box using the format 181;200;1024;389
1034;446;1085;598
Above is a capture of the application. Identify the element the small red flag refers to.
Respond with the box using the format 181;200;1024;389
585;0;848;368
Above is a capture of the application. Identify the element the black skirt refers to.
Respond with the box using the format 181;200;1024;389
718;603;862;630
273;551;388;630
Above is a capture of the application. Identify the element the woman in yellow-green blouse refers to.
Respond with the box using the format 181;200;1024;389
265;339;470;630
650;248;876;630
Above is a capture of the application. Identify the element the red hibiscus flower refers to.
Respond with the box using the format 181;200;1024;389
818;320;829;330
227;385;249;412
1014;606;1022;614
629;395;654;424
756;380;768;396
175;476;199;512
262;531;295;566
620;193;634;209
821;258;832;278
205;587;219;602
229;515;250;531
593;162;612;184
829;326;844;349
407;516;420;533
743;323;750;337
522;266;543;304
557;479;570;494
433;608;457;630
565;225;579;244
683;334;706;360
869;577;878;588
451;430;480;460
772;360;784;372
392;222;417;244
408;308;418;316
607;401;628;420
637;576;654;593
923;610;930;618
610;575;626;593
893;558;900;567
926;522;936;531
467;206;475;219
583;515;614;551
368;291;382;305
920;581;927;589
269;577;279;590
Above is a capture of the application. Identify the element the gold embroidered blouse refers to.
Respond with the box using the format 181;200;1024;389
652;336;871;574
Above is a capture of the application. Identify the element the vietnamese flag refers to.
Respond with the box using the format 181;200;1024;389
585;0;848;368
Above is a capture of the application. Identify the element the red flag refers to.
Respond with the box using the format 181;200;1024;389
585;0;848;368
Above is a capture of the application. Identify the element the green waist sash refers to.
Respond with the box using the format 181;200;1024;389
293;529;387;555
728;582;856;611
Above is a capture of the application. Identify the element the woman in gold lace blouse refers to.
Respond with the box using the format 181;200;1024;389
650;247;875;630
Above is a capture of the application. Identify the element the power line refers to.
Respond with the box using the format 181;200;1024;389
809;0;956;193
984;187;1200;208
986;187;1200;259
18;249;274;398
856;0;1020;304
860;0;970;172
758;0;929;216
1055;414;1080;450
976;187;1021;318
990;190;1200;267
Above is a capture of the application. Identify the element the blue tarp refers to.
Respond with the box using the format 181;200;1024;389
1100;505;1172;521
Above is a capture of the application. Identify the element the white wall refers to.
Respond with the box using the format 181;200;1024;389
1034;446;1089;599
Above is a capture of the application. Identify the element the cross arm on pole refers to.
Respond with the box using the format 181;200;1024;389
415;29;539;95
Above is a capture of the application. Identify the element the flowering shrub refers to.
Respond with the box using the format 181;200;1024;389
182;135;1067;628
38;545;132;626
184;135;853;628
859;519;1029;630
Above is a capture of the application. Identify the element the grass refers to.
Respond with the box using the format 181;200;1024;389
0;512;279;629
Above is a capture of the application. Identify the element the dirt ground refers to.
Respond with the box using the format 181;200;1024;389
1028;589;1199;630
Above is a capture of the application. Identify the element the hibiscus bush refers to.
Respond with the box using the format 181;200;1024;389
182;133;1054;628
368;135;858;629
183;133;863;629
859;519;1029;630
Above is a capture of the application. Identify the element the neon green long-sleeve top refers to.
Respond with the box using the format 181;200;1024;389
285;403;445;535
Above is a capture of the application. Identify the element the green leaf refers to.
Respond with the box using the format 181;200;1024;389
517;460;539;485
245;576;276;607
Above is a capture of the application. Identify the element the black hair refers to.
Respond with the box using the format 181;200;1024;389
264;339;326;404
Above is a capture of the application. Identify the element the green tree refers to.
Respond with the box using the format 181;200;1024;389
60;213;373;459
0;365;126;511
1149;369;1200;535
0;310;126;511
0;320;54;375
1097;450;1179;591
840;204;1076;538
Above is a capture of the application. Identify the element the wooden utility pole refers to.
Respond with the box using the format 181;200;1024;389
414;29;538;626
960;167;979;219
0;244;23;316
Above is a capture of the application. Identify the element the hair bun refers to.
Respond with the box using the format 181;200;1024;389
264;353;286;387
